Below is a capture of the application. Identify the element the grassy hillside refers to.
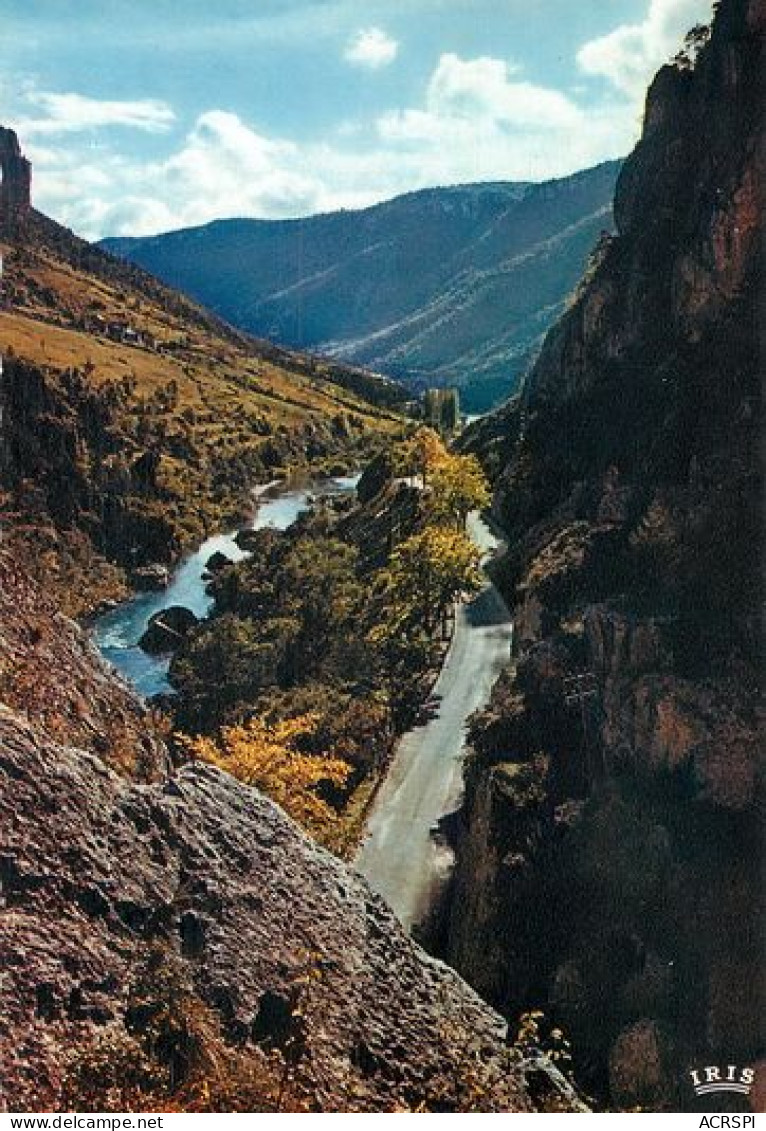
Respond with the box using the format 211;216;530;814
0;208;406;615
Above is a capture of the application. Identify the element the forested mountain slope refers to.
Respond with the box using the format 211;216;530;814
0;133;405;613
102;162;620;412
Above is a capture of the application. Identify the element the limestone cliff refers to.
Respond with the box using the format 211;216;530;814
0;127;31;229
450;0;763;1110
0;555;582;1112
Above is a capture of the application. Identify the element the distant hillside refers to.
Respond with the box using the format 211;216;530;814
102;162;621;413
0;131;405;614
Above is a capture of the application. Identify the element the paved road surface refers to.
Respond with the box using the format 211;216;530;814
355;512;512;931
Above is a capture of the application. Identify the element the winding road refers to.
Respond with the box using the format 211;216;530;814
355;512;512;932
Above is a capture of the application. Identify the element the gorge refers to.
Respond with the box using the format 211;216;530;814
101;161;621;414
0;138;582;1112
0;0;763;1114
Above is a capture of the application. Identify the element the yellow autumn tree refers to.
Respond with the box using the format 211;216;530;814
181;714;349;842
428;453;490;529
382;526;482;635
393;426;448;486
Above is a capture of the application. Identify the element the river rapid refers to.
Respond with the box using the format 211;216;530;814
92;475;360;698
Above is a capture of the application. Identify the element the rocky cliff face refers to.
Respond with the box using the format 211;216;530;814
0;126;31;229
0;555;582;1113
0;552;167;781
450;0;763;1110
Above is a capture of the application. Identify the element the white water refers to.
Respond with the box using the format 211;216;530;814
92;475;360;698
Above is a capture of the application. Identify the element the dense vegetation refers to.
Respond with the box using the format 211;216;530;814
168;429;490;850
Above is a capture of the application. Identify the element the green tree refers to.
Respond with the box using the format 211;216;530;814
170;613;297;730
210;528;285;618
209;533;368;687
278;537;364;683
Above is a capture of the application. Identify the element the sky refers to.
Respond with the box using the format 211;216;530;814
1;0;713;240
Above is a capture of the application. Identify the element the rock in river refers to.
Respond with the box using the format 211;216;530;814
234;527;261;552
130;563;170;591
139;605;199;654
205;550;233;574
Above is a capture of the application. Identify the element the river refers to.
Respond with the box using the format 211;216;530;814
92;475;360;698
94;474;510;942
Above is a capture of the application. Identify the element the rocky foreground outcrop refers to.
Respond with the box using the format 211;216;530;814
0;712;584;1112
0;557;581;1112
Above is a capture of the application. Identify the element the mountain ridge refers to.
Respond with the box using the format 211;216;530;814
101;160;621;412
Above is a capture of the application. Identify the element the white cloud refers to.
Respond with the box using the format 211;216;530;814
21;92;175;135
372;50;624;188
344;27;398;69
577;0;713;98
28;111;329;238
382;53;583;142
27;71;630;240
158;111;323;221
21;35;650;240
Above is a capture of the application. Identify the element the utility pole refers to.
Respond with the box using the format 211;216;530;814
563;671;600;788
388;511;401;554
